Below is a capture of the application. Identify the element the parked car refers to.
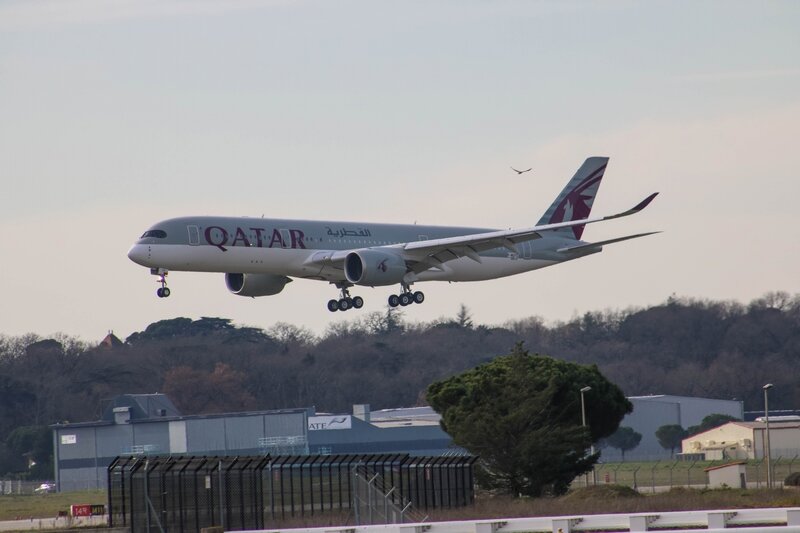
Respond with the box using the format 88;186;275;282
34;482;55;494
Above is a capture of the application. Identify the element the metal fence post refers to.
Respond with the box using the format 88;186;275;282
668;460;678;489
687;460;698;488
650;461;660;493
754;458;762;488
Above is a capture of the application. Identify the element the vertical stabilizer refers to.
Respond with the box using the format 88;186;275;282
536;156;609;240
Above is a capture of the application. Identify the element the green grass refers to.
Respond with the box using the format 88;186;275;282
0;491;106;521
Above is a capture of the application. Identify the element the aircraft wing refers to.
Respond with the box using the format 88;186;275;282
312;192;658;273
397;192;658;272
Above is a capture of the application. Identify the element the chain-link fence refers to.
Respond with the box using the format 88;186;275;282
0;480;49;495
585;456;800;492
108;453;477;533
350;456;476;525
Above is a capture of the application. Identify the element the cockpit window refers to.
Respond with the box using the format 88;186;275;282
141;230;167;239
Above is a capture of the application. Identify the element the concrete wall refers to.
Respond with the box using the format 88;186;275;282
707;464;747;488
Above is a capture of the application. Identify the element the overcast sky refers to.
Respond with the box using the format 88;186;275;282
1;0;798;342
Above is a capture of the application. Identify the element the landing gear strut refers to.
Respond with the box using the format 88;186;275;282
151;268;171;298
388;283;424;307
327;282;364;312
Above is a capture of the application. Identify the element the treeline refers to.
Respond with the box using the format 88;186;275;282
0;292;798;477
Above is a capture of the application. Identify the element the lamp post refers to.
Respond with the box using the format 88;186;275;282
580;386;593;486
763;383;773;489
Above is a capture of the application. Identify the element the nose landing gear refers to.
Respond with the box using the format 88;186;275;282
327;282;364;312
151;268;171;298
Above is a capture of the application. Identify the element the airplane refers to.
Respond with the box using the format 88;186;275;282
128;157;659;312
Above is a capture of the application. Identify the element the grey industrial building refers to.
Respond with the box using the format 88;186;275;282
601;394;745;461
52;395;456;491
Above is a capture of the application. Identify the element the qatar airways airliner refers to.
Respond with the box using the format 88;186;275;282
128;157;659;312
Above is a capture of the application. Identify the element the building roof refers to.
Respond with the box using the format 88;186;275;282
705;461;747;472
731;421;800;430
98;332;124;349
52;394;307;429
101;393;182;421
683;420;800;442
369;406;441;428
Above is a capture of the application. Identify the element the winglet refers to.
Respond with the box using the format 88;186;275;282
603;192;659;221
632;192;659;212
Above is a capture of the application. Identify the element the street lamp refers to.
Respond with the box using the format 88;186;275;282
580;386;592;428
763;383;774;489
580;386;593;486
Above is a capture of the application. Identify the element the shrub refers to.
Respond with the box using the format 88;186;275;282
785;472;800;487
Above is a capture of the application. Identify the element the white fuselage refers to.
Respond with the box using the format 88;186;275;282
127;216;595;285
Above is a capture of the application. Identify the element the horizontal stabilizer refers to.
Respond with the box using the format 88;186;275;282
557;231;662;253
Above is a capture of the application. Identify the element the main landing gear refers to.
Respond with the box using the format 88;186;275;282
388;284;424;307
327;283;364;312
151;268;171;298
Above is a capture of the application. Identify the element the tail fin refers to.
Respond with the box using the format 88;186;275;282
536;156;609;240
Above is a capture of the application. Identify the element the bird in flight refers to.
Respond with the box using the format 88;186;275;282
511;166;532;175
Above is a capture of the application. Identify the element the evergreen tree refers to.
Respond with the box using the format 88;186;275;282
655;424;687;457
426;343;631;496
607;426;642;461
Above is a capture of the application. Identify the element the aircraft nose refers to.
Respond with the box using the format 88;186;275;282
127;244;150;266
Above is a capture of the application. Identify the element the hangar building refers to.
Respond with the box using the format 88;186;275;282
600;394;744;461
52;395;456;491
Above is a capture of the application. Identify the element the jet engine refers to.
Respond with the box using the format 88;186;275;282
345;250;407;286
225;273;292;297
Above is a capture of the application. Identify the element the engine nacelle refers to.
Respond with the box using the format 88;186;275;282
345;250;407;286
225;273;292;297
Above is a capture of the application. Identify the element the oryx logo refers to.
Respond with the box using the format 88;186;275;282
549;164;605;239
377;259;388;272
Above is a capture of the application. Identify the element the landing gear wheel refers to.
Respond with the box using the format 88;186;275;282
352;296;364;309
388;294;400;307
153;268;170;299
338;298;351;311
327;299;339;312
399;293;412;306
412;291;424;304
